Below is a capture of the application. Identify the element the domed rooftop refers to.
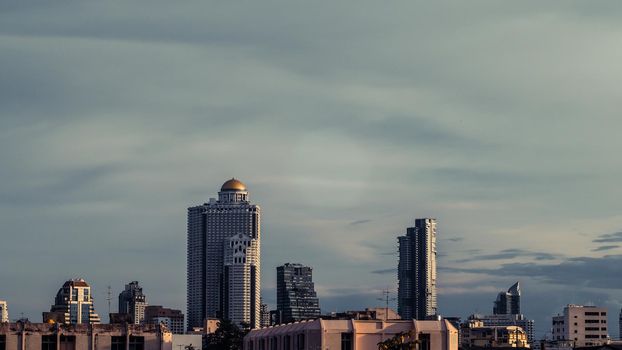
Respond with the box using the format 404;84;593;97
221;178;247;192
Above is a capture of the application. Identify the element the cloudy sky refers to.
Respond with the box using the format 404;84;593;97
2;0;622;338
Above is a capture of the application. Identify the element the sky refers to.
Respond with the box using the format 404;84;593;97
1;0;622;339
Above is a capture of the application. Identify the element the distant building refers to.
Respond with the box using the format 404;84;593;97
494;282;521;315
245;319;457;350
187;178;261;329
144;306;185;334
118;281;148;324
276;263;321;323
468;314;534;346
260;302;270;328
321;308;401;321
0;320;172;350
0;301;7;323
44;278;100;325
551;304;609;347
398;218;437;320
619;308;621;341
460;320;529;348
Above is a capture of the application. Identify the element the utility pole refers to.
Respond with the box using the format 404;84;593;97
377;289;396;321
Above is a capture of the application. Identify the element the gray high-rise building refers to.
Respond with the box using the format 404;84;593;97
187;178;261;329
276;263;321;323
493;282;520;315
118;281;148;324
619;308;622;341
398;218;437;320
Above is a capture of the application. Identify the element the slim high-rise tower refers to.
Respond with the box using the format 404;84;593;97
118;281;148;324
187;178;261;329
276;263;321;323
398;218;437;320
493;282;520;315
0;300;8;323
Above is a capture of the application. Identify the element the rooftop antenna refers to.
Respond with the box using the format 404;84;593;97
377;288;396;321
106;285;112;315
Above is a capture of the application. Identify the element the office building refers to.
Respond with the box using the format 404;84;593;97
494;282;521;315
398;218;437;320
551;304;609;347
276;263;321;323
0;301;7;323
460;320;529;348
144;306;185;334
118;281;148;324
260;302;270;328
467;314;534;346
0;320;172;350
43;279;101;325
187;178;261;329
245;319;458;350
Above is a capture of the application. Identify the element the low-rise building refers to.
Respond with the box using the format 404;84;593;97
0;320;172;350
244;319;457;350
461;320;529;348
551;304;609;347
172;334;203;350
144;306;184;334
468;313;534;345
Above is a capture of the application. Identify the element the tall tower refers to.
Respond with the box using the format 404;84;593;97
118;281;148;324
397;218;437;320
493;282;520;315
187;178;261;329
0;300;8;323
276;263;321;323
45;278;101;324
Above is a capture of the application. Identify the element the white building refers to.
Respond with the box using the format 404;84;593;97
0;301;8;323
551;304;609;347
224;233;260;327
44;278;101;324
187;178;261;329
245;319;457;350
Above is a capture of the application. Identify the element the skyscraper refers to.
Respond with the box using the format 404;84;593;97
493;282;520;315
276;263;321;323
619;308;622;341
118;281;148;324
187;178;261;329
44;278;101;324
0;300;7;323
398;218;437;320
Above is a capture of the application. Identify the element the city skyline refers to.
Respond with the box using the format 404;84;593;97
2;0;622;341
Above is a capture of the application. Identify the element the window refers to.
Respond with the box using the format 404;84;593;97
42;335;57;350
296;334;305;350
0;335;6;350
419;334;431;350
341;333;353;350
72;289;78;301
60;335;76;350
111;336;126;350
129;336;144;350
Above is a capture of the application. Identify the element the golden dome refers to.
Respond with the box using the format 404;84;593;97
221;178;247;191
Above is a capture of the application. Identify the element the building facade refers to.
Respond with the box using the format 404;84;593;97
187;178;261;329
467;314;534;346
118;281;148;325
44;279;101;325
244;319;457;350
398;218;437;320
0;321;172;350
494;282;521;315
144;306;185;334
276;263;321;324
551;305;609;347
0;301;7;323
619;308;621;341
460;320;529;348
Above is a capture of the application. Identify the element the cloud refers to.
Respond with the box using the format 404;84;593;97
593;231;622;243
371;268;395;275
453;249;559;263
350;219;371;225
592;245;619;252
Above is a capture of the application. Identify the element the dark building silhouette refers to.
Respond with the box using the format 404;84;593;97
276;263;321;323
118;281;147;324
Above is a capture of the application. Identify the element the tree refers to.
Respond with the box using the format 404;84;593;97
207;319;249;350
377;331;421;350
